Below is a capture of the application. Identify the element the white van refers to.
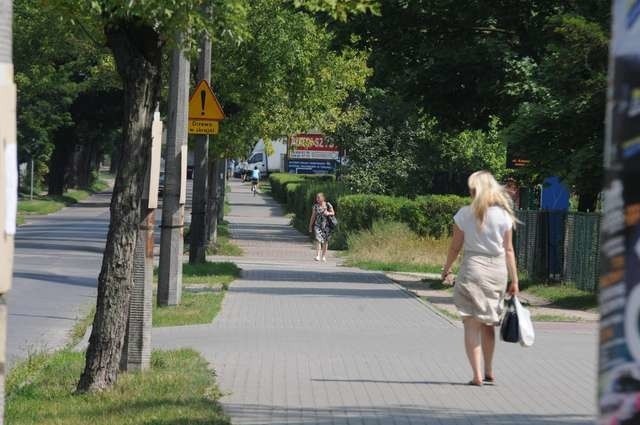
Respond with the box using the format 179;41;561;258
244;138;287;175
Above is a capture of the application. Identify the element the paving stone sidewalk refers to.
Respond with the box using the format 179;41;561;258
154;180;597;425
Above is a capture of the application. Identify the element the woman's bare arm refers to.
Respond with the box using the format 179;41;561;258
308;209;317;233
325;204;335;216
441;225;464;280
503;229;519;294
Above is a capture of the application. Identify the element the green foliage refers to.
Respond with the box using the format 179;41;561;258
332;90;507;196
6;349;230;425
212;0;371;158
504;13;608;210
339;193;468;238
269;173;467;248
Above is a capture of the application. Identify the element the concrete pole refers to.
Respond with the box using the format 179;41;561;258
121;110;162;371
189;36;211;264
158;35;190;306
0;1;16;421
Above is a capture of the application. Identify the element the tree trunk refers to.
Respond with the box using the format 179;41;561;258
48;128;75;196
206;157;220;245
578;190;599;212
77;20;161;393
216;159;226;224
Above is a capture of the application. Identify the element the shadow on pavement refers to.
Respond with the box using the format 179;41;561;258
12;272;97;288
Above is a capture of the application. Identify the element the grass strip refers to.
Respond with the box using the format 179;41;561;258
153;261;241;327
520;282;597;310
6;349;230;425
17;176;111;224
153;291;225;327
181;261;241;287
349;259;442;274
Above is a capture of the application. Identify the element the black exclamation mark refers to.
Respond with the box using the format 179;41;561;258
200;90;206;115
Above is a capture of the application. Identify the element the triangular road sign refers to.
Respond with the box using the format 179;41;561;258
188;80;224;121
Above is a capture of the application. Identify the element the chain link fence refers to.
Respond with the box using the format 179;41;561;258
514;210;600;292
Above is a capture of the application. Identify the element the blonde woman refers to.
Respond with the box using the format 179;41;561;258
308;193;335;262
441;170;519;387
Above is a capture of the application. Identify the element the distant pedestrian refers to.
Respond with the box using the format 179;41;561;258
308;193;335;262
441;170;519;387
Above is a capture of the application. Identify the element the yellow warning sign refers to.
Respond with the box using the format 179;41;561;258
189;120;219;135
188;80;224;134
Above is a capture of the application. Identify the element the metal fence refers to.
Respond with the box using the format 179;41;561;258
514;210;600;292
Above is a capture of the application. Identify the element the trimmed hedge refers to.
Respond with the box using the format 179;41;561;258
339;194;469;238
268;172;469;248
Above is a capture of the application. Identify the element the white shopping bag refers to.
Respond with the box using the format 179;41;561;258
513;296;535;347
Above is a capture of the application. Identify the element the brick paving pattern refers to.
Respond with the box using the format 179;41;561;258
154;180;597;425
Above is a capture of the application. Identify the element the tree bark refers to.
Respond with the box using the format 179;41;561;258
206;157;220;245
48;128;75;196
216;159;226;224
77;20;161;393
578;190;599;212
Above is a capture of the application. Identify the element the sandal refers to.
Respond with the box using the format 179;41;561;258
468;380;483;387
484;376;495;385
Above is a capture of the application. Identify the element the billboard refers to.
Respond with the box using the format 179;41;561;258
598;2;640;424
287;134;338;174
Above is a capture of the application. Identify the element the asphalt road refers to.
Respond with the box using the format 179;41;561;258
8;179;196;367
8;192;111;366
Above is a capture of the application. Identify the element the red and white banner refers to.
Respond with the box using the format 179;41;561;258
289;134;339;160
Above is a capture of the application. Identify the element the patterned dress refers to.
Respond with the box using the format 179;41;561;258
313;202;334;243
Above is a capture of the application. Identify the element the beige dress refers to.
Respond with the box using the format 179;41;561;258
452;206;513;325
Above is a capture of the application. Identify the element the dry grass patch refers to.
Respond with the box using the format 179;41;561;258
344;221;450;273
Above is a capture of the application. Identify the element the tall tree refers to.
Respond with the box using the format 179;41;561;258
45;0;379;393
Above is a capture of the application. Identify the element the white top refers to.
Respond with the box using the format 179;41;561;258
453;205;513;256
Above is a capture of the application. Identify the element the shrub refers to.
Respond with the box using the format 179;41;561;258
268;173;469;248
338;193;468;240
269;173;305;203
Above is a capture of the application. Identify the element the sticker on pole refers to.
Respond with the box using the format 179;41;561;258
188;80;224;134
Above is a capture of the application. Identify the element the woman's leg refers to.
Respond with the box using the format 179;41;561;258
321;241;328;261
463;317;483;384
481;325;496;380
315;240;322;260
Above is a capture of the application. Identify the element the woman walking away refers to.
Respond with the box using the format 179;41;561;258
441;170;519;387
308;193;335;262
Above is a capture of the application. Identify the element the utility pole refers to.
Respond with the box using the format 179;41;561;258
158;35;190;306
189;35;211;264
0;0;16;421
598;2;640;421
121;107;162;371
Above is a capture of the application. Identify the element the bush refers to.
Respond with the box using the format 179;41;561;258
269;173;305;203
268;173;469;249
339;193;468;238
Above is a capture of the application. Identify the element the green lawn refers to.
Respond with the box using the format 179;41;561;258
521;282;598;310
6;349;230;425
347;259;442;274
344;222;450;274
181;261;241;287
153;291;225;327
207;222;243;256
153;261;241;327
17;176;110;225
